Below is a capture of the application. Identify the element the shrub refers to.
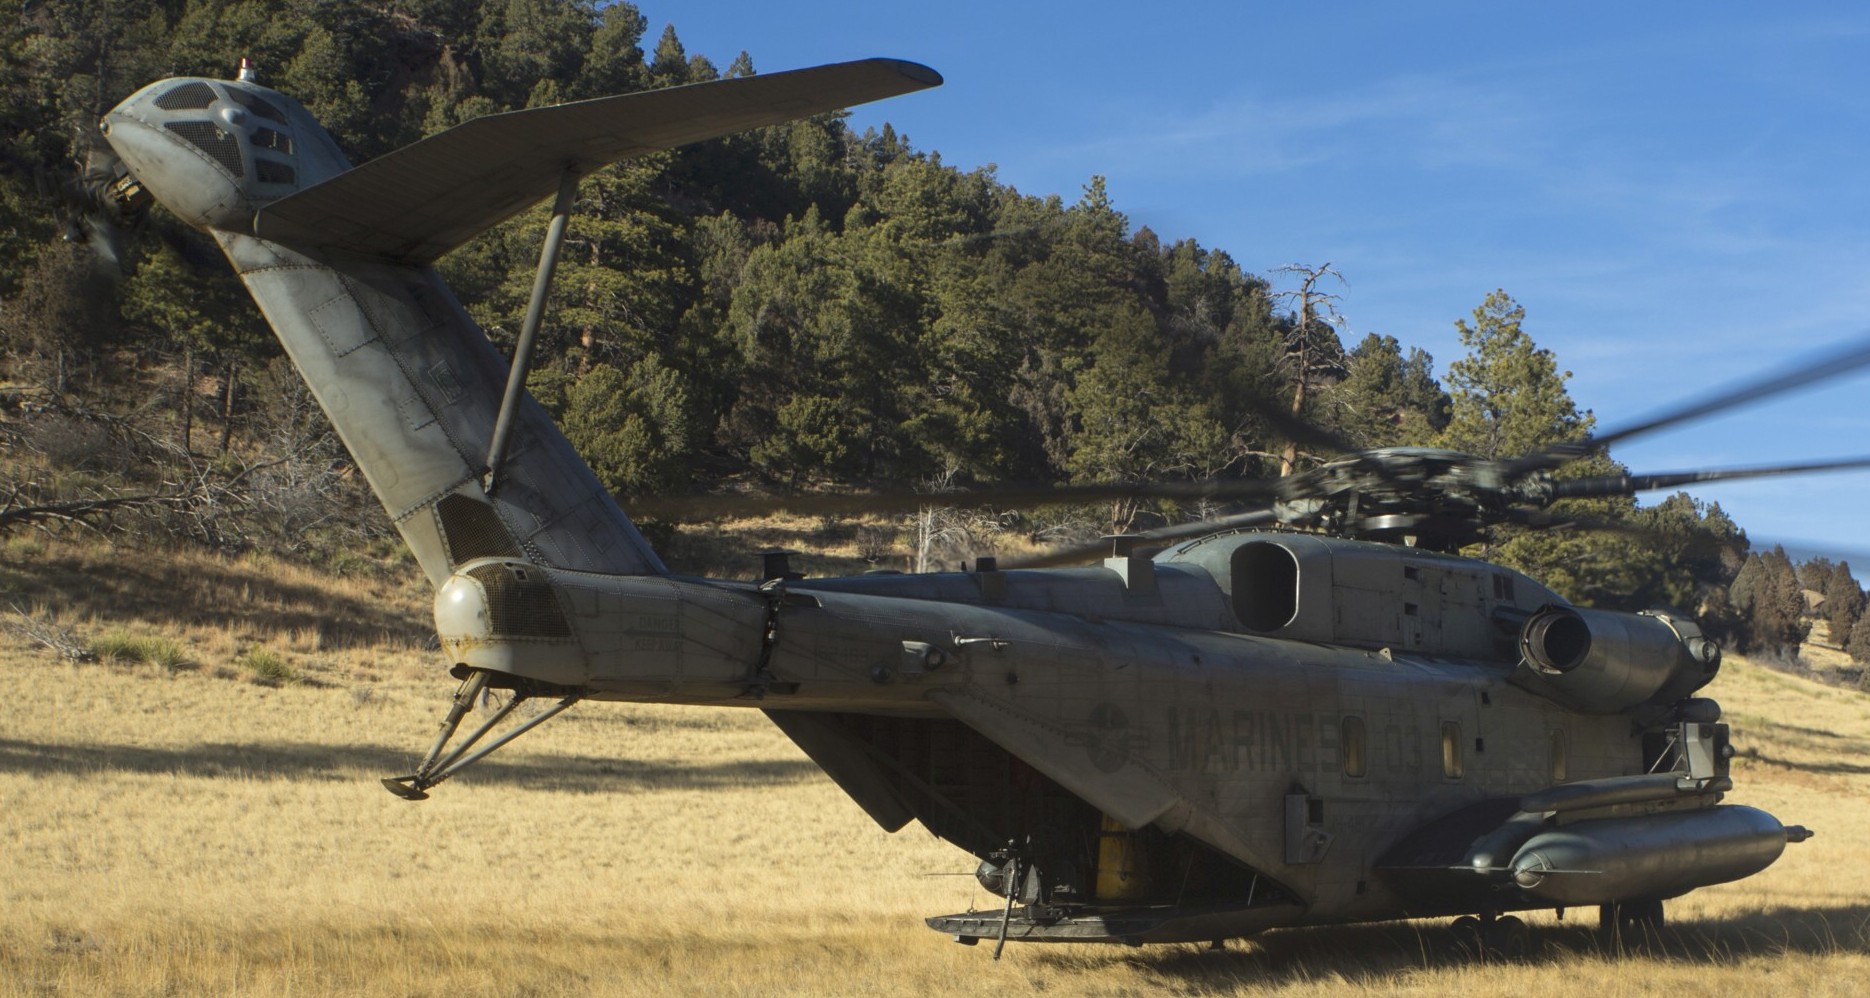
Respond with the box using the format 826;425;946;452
241;648;296;685
93;630;193;670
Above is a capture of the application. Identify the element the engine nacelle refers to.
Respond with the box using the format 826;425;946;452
1512;606;1720;713
1161;532;1561;661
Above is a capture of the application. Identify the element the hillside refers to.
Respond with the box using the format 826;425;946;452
2;0;1798;625
3;534;1868;996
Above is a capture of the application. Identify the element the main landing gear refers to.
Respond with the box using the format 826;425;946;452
1447;900;1665;960
1449;913;1531;959
1598;899;1665;948
381;669;582;800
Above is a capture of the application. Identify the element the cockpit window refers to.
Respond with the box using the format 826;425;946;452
255;159;296;185
228;89;287;124
154;82;217;111
252;127;292;155
164;121;244;178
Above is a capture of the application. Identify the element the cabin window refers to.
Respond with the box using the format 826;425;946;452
1550;728;1569;783
1341;716;1367;778
1441;721;1464;779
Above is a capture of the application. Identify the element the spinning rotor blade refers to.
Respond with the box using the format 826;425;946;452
628;476;1290;521
1002;509;1281;569
1236;395;1362;459
1498;506;1652;537
51;128;150;275
1505;331;1870;475
1549;455;1870;500
628;382;1359;523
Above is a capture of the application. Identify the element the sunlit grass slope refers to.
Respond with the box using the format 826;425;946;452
4;534;1869;995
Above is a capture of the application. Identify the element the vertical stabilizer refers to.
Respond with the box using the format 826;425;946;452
100;64;941;587
213;231;667;585
101;76;674;584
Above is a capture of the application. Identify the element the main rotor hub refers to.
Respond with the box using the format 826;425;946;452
1266;447;1553;550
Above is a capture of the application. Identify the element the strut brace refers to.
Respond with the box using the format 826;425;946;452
383;669;582;800
484;167;579;493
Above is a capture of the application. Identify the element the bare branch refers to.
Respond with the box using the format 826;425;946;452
1;599;94;661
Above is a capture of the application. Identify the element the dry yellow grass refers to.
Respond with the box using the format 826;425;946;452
4;534;1870;995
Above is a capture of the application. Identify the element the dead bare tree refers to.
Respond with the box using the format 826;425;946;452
1271;263;1349;476
907;464;1015;573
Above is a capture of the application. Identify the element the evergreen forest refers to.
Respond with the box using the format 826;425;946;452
1;0;1863;664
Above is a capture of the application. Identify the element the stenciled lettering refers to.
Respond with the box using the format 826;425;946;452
1165;707;1343;774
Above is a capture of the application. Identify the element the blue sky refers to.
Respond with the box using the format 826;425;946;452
654;3;1870;562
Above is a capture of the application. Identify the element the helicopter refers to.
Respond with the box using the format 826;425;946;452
93;56;1870;958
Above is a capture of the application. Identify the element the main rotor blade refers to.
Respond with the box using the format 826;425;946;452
1548;455;1870;500
1001;509;1280;569
1506;331;1870;475
1236;395;1362;458
1498;506;1652;537
628;476;1289;521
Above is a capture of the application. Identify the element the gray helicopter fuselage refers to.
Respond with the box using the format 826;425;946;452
99;67;1795;947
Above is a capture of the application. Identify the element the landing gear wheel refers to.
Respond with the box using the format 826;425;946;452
1448;913;1530;961
1485;914;1530;959
1448;915;1485;958
1598;899;1664;950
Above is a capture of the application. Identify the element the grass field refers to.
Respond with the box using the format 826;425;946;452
5;534;1870;995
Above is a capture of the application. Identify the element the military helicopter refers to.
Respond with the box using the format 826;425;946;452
96;56;1870;958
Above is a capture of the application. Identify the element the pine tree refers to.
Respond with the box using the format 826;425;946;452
561;356;694;496
1728;554;1767;652
0;242;115;390
573;1;649;98
1438;290;1590;459
1798;556;1835;594
1622;492;1747;617
1847;611;1870;667
1434;291;1642;603
1751;547;1810;658
1823;560;1865;647
1321;332;1449;448
648;23;689;84
121;238;269;452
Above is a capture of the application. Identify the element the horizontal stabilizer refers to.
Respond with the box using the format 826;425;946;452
253;58;942;263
